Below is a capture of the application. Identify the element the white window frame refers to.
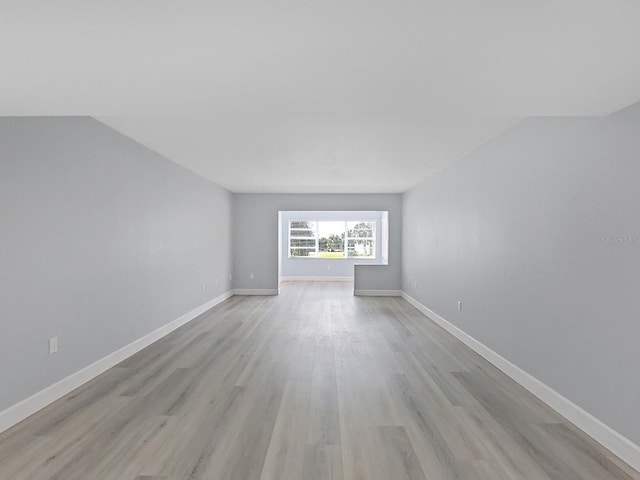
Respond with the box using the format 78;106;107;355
288;220;376;259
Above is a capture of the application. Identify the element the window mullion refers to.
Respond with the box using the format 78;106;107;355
343;221;347;257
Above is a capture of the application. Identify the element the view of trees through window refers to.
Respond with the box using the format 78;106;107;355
289;220;376;258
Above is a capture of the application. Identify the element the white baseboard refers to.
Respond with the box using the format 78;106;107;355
354;289;402;296
232;288;279;295
400;292;640;473
279;276;353;283
0;290;233;435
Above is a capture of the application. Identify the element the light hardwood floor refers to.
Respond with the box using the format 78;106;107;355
1;282;638;480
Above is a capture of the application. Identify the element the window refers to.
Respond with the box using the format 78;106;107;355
289;220;376;258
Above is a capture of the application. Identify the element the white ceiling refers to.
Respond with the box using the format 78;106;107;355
2;1;640;192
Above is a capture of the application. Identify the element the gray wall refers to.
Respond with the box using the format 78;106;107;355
280;210;386;278
233;194;402;290
402;103;640;444
0;117;233;413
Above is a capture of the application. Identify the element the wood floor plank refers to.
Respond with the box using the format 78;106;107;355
259;380;310;480
0;281;637;480
455;459;511;480
302;443;344;480
375;425;427;480
388;373;461;480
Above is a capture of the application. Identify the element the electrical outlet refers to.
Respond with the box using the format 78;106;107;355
228;273;232;280
458;301;463;311
49;337;59;355
249;273;254;280
202;282;206;292
215;277;219;286
327;265;331;270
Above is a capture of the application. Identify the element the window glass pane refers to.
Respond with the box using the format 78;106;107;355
347;239;375;257
290;238;316;248
317;221;345;254
317;221;345;237
347;221;374;238
290;229;315;238
318;235;345;253
290;221;316;237
290;221;313;229
290;248;315;257
289;218;376;259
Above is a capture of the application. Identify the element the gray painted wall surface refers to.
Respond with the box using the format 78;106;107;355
353;264;400;292
233;194;402;291
0;117;233;412
280;210;385;278
402;104;640;444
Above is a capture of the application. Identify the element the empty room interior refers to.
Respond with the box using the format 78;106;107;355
1;2;640;479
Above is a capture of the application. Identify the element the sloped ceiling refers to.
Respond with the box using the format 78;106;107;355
2;1;640;192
